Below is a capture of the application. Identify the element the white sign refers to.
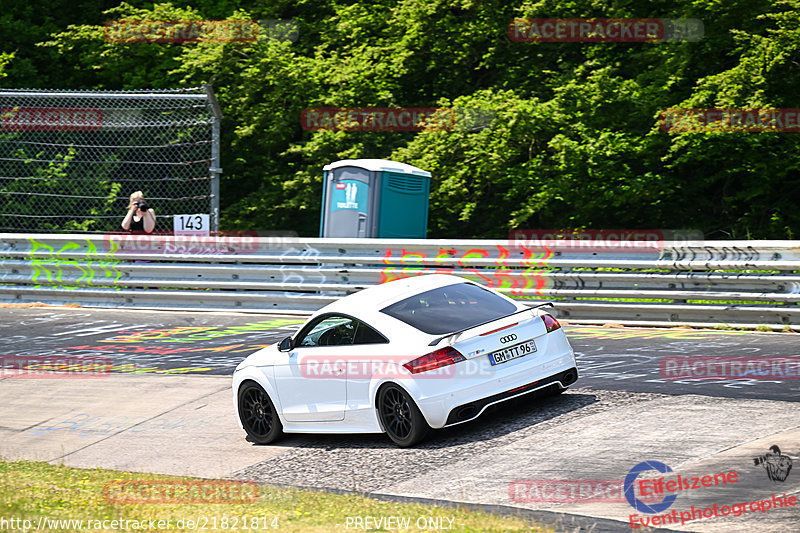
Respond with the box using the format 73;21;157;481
173;214;210;236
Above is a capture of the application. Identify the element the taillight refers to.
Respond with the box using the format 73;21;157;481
403;347;466;374
542;313;562;333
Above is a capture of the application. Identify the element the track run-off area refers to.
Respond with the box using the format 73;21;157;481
1;307;798;532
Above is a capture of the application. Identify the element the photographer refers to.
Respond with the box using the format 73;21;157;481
121;191;156;234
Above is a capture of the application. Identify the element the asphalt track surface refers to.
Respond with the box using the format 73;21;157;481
1;307;798;401
2;307;799;533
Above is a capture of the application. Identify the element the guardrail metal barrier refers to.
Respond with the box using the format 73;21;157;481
1;233;798;330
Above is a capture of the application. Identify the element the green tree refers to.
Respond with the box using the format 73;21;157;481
2;0;798;238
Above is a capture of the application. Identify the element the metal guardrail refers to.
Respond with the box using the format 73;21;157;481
0;233;798;330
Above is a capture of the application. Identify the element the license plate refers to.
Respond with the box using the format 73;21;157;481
489;339;537;365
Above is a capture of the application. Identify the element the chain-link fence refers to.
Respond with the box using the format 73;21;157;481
0;86;221;233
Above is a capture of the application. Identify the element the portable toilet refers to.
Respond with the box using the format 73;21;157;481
319;159;431;238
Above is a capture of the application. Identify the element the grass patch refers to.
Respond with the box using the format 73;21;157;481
0;460;549;532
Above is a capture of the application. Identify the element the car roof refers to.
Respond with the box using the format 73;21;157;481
318;274;470;317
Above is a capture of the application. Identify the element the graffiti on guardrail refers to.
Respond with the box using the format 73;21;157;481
29;237;122;290
279;246;326;296
379;245;553;298
658;245;769;263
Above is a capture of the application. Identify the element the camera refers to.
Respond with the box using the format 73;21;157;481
754;445;782;466
753;444;781;466
135;201;149;212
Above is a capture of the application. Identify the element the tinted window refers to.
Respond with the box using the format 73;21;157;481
380;283;517;335
298;316;356;346
296;316;387;346
353;322;387;344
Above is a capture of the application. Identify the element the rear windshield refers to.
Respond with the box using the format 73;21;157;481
380;282;517;335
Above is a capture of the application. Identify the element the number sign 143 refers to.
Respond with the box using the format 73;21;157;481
173;214;210;236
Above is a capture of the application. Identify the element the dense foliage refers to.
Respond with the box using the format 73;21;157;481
2;0;798;238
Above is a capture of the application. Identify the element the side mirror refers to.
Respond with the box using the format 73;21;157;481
278;336;293;352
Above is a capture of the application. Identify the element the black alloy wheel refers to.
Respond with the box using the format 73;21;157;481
378;384;429;447
238;382;283;444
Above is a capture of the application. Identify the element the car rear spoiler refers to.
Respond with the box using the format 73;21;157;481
428;302;555;346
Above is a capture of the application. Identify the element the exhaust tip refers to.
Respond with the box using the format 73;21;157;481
457;405;479;421
561;371;577;386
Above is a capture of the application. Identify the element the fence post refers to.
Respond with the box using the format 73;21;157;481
205;84;223;233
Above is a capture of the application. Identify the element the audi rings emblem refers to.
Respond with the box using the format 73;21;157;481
499;334;517;344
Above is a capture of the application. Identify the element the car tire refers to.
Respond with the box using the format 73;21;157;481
378;384;429;447
238;381;283;444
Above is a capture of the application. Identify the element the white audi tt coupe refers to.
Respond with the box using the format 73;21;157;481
233;274;578;447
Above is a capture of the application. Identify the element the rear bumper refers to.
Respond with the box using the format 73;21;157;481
413;336;577;428
443;366;578;426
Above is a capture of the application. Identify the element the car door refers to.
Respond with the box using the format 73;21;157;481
272;315;354;422
343;319;392;417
